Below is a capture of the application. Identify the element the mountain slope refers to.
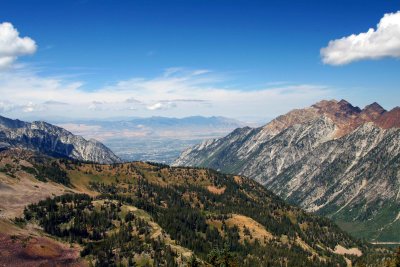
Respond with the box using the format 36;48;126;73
0;148;389;266
270;123;400;241
173;100;400;242
0;115;120;164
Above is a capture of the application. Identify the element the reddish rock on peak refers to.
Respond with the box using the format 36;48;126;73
363;102;386;114
361;102;387;121
312;99;362;137
376;107;400;129
337;99;362;113
313;99;361;117
263;100;394;138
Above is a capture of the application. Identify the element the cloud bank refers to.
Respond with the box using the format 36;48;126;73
0;68;333;120
321;11;400;65
0;22;37;69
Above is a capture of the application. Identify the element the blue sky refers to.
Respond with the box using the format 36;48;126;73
0;0;400;121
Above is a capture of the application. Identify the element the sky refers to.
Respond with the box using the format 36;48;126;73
0;0;400;122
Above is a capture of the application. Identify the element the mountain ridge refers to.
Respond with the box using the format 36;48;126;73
173;99;400;242
0;115;121;164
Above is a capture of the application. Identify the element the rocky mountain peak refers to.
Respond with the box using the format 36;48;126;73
261;107;319;136
361;102;387;121
363;102;386;114
338;99;362;113
310;99;362;137
0;115;121;164
312;99;338;106
258;100;395;138
256;99;388;139
31;120;59;131
313;99;361;117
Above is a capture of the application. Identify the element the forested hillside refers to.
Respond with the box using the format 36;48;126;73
0;149;397;266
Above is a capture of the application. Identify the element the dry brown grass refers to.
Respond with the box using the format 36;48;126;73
0;153;82;219
233;176;242;185
334;244;362;257
0;172;72;219
0;219;23;235
208;214;273;245
66;162;232;198
206;185;226;195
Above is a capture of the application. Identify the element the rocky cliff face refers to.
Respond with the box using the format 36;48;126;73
0;116;120;164
173;100;400;242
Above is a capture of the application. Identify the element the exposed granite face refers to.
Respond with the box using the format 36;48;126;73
0;116;121;164
173;100;400;241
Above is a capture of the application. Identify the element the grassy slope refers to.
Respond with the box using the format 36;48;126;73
0;149;397;266
62;161;365;266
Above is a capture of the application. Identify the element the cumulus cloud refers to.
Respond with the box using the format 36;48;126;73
22;102;45;113
0;22;37;69
321;11;400;65
147;102;174;111
146;99;208;111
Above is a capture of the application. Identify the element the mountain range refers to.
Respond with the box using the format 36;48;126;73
173;100;400;242
0;116;120;164
0;107;398;266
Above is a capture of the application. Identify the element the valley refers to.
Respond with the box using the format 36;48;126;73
1;1;400;266
54;116;246;164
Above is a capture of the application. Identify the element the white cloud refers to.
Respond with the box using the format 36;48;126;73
147;102;167;110
147;101;178;111
22;102;45;113
321;11;400;65
0;67;333;120
146;99;207;111
0;101;16;113
0;22;37;69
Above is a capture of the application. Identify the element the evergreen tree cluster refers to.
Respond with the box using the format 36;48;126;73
22;194;182;267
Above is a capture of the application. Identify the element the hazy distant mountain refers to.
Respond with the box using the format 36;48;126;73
56;116;245;133
55;116;246;163
173;100;400;242
0;115;120;164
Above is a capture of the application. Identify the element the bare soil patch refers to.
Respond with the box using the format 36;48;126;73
0;233;85;267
